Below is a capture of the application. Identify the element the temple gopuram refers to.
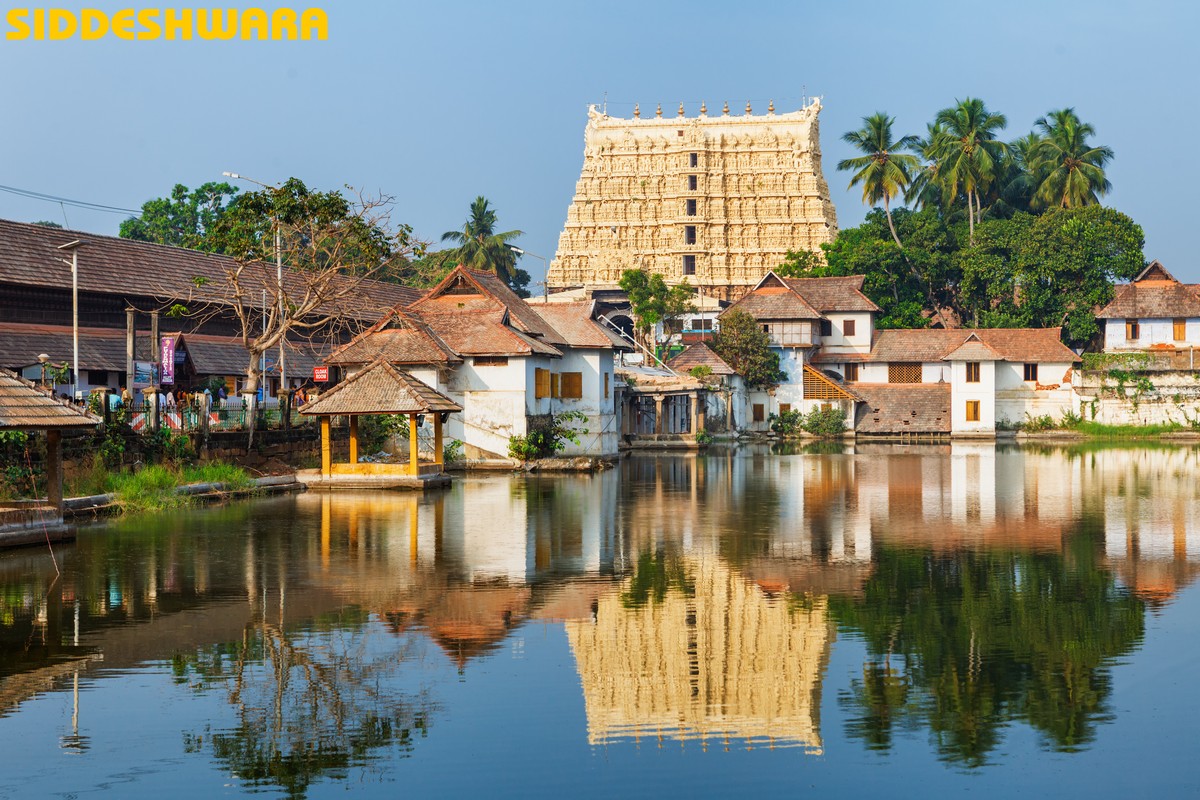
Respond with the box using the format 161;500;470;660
547;98;838;301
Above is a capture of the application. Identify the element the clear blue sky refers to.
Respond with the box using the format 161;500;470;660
0;0;1193;283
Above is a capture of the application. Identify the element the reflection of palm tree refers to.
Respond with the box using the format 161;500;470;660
440;197;523;286
831;530;1145;765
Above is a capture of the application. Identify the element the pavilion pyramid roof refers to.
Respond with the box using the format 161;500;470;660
300;358;461;416
0;368;100;430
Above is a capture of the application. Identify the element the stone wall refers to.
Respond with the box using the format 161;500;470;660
1076;369;1200;426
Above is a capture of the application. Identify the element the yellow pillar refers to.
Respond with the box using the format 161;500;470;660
409;413;419;476
349;416;359;465
320;416;331;476
434;413;444;467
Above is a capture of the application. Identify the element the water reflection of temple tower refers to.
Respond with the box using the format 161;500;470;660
565;556;830;751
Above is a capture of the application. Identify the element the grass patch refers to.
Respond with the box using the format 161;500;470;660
66;460;256;513
1071;421;1186;438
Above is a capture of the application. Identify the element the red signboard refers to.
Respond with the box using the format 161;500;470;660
313;366;329;383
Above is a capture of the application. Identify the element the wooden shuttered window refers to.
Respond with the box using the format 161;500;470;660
1023;363;1038;382
844;363;859;382
1126;319;1140;341
1174;318;1187;341
561;372;583;399
550;373;561;398
779;403;792;414
965;362;981;383
752;403;765;422
843;319;856;337
888;363;922;384
535;368;550;399
966;400;981;422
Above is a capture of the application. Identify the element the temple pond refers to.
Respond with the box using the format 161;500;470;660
0;443;1197;798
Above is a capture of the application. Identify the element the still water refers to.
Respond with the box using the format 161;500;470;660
0;444;1198;798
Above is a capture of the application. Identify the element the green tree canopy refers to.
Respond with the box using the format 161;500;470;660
711;309;785;389
119;181;238;251
618;270;697;335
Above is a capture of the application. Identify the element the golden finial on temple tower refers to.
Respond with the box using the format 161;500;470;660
700;101;707;115
722;101;729;115
745;101;752;115
678;102;685;117
768;99;775;114
634;103;640;118
656;103;662;118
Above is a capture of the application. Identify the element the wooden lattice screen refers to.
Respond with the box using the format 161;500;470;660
888;363;922;384
802;366;854;400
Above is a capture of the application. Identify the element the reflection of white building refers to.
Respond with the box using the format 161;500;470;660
566;556;830;751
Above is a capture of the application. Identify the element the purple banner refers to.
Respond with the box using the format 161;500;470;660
160;336;176;385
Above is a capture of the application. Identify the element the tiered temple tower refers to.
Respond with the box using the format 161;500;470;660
547;99;838;301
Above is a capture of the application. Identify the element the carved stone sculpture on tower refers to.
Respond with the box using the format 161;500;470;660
547;98;838;301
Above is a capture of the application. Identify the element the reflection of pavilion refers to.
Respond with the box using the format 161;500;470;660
565;556;830;752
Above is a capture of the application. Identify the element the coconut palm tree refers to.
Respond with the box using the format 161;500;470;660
837;113;921;248
931;98;1009;244
440;196;524;285
905;122;953;212
1031;108;1113;209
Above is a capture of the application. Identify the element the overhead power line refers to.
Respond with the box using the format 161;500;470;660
0;183;141;216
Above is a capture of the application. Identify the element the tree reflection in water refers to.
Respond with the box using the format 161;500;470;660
832;521;1145;766
175;607;435;799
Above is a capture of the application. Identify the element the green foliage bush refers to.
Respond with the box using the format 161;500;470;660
508;411;588;461
768;406;847;438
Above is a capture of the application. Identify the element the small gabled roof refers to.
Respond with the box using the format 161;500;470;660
327;309;462;366
412;266;566;346
782;275;880;313
1135;260;1178;283
300;358;461;416
942;333;1005;362
722;272;822;321
666;342;735;376
418;309;563;357
1097;260;1200;319
0;368;100;430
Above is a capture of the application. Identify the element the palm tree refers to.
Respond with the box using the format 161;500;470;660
1031;108;1113;209
837;113;921;248
931;98;1009;245
996;131;1046;214
905;122;952;212
440;196;524;285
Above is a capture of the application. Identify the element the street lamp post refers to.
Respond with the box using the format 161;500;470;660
224;172;285;397
56;239;85;400
508;246;549;300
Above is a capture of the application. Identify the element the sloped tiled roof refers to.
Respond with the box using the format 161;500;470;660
1097;261;1200;319
723;280;821;321
300;358;461;416
852;384;951;434
527;301;626;349
419;310;562;357
782;275;880;313
0;218;420;322
327;309;462;366
0;368;100;430
0;323;140;371
413;267;566;346
866;328;1077;363
942;333;1005;362
180;334;324;377
666;342;735;376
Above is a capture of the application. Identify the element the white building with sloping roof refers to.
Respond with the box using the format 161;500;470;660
1097;261;1200;353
